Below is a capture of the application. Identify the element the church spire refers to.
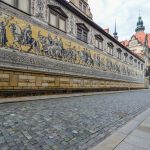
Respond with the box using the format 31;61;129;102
113;19;118;40
135;12;145;32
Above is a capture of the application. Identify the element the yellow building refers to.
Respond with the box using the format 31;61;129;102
0;0;145;96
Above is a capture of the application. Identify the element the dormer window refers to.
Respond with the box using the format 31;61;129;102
1;0;30;14
117;48;122;59
95;35;103;50
77;23;89;43
107;42;114;55
79;0;87;13
48;5;68;32
83;4;86;13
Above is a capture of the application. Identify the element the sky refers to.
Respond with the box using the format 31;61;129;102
88;0;150;41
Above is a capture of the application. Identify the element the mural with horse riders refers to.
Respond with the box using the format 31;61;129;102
0;11;142;78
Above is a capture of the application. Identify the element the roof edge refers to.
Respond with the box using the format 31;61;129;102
56;0;144;62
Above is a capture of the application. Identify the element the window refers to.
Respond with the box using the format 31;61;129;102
107;42;114;55
79;1;82;10
141;64;144;70
59;18;66;31
1;0;30;14
77;23;89;43
124;53;128;62
18;0;30;13
79;0;87;13
95;35;103;50
50;13;57;27
117;48;122;59
138;61;141;69
129;56;133;64
83;4;86;13
48;5;68;32
134;59;137;67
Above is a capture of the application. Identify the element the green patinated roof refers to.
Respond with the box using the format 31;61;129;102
135;16;145;32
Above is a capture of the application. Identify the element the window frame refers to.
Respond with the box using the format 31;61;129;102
1;0;31;14
134;59;137;67
117;48;122;60
107;42;114;56
124;53;128;62
48;6;67;32
79;0;87;13
58;16;66;32
77;24;89;43
95;35;103;50
49;9;59;28
129;56;133;65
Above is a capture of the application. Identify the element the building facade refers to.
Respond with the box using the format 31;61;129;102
0;0;145;96
121;15;150;85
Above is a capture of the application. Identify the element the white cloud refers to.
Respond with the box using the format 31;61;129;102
88;0;150;41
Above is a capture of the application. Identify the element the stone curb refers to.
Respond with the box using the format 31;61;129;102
89;107;150;150
0;89;149;104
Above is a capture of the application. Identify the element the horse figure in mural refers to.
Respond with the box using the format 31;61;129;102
63;47;77;63
9;24;40;55
38;32;54;57
79;50;93;66
38;33;64;59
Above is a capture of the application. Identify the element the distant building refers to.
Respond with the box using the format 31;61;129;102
121;15;150;84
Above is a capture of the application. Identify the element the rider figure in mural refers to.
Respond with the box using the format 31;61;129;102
0;21;8;47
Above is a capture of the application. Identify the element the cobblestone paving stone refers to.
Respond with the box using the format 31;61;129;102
0;90;150;150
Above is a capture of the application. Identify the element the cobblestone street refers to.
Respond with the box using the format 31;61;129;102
0;90;150;150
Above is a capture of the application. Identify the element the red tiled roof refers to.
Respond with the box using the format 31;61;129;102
135;31;150;48
121;31;150;48
121;40;129;47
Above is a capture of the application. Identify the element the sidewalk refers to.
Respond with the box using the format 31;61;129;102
0;89;149;104
90;107;150;150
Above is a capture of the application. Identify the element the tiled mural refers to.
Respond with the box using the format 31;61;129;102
0;11;143;79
